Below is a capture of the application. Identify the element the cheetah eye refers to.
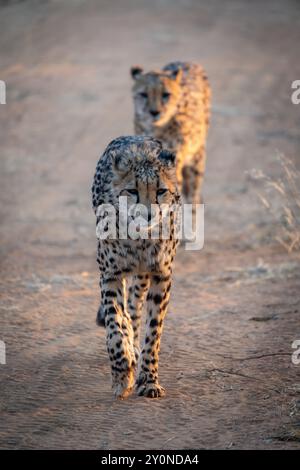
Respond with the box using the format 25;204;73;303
162;92;171;100
126;189;139;196
157;188;168;196
139;92;148;99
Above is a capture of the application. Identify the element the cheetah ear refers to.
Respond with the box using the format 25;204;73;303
158;150;176;168
113;154;132;176
130;65;143;80
166;68;182;82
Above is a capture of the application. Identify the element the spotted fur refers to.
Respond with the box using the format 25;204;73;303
92;136;181;399
131;61;211;203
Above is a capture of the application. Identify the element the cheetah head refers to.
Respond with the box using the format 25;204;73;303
108;137;180;235
131;66;183;130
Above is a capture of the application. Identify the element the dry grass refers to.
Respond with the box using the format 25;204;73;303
248;154;300;253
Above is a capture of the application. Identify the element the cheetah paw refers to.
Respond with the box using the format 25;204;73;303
112;369;135;399
137;382;165;398
113;382;134;399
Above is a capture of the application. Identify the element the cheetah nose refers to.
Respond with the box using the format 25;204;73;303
150;110;160;117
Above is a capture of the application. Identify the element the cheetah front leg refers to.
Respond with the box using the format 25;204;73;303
136;273;172;398
102;276;135;399
127;274;150;361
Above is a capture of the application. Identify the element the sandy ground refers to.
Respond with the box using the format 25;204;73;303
0;0;300;450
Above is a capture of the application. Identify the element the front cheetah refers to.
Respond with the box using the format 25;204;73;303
92;136;181;399
131;61;211;204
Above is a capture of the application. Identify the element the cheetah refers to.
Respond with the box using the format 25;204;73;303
92;136;181;399
131;61;211;204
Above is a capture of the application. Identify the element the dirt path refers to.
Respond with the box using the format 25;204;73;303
0;0;300;449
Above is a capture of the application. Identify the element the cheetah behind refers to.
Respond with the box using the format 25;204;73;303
131;61;211;204
92;136;181;399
